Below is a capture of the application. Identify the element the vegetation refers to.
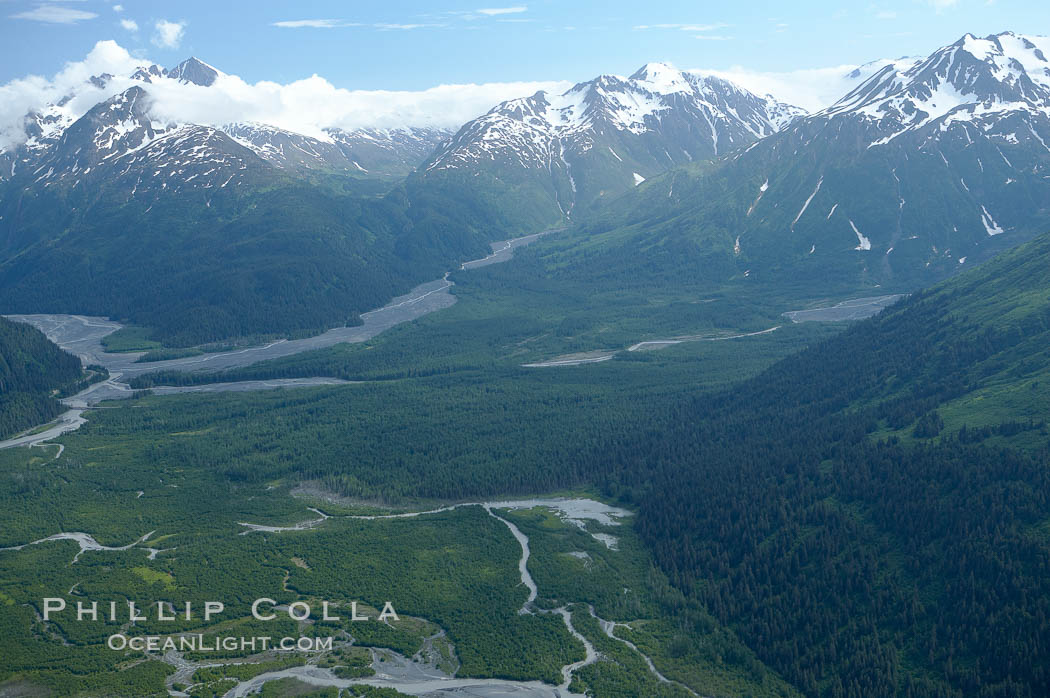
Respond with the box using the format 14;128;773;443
0;317;84;438
0;167;514;346
191;656;306;683
128;236;840;390
503;506;798;697
3;144;1050;698
100;326;162;353
118;229;1050;696
606;230;1050;697
555;103;1050;298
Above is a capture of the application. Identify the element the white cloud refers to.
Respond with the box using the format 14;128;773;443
10;5;98;24
634;23;729;31
120;18;138;31
682;24;729;31
0;40;571;151
141;75;572;140
0;40;143;149
272;19;349;28
929;0;959;8
693;61;904;112
272;19;438;30
477;6;527;15
875;10;898;19
152;20;185;49
113;4;124;12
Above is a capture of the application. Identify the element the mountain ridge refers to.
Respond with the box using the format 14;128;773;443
422;61;806;219
553;31;1050;296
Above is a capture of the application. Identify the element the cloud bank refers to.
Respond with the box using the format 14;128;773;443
0;40;143;150
0;39;912;152
0;41;570;150
692;60;909;112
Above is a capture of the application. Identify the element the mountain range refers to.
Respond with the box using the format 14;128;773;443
4;29;1050;698
564;32;1050;293
0;57;452;185
421;62;806;221
1;32;1048;345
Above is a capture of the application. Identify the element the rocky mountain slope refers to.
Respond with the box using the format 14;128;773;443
419;62;805;224
0;58;451;184
566;32;1050;293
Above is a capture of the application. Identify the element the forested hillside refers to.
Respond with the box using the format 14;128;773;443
611;230;1050;697
0;83;511;348
0;317;83;438
118;227;1050;695
0;173;510;347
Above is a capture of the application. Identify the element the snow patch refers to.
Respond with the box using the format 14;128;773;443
791;176;823;229
850;219;871;250
980;205;1004;235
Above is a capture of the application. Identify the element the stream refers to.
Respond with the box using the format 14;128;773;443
217;497;684;697
783;294;905;322
0;231;555;452
521;292;905;369
3;229;691;694
522;325;782;367
0;530;157;564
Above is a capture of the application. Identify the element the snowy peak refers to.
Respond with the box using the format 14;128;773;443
824;31;1050;141
166;57;222;87
220;122;452;175
958;32;1050;90
424;61;808;218
130;58;223;87
844;57;924;86
629;62;693;95
42;86;166;174
23;104;75;154
29;84;265;195
131;64;165;84
722;31;1050;282
764;98;809;131
429;61;807;176
484;62;804;138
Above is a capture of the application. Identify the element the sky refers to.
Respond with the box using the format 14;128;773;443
0;0;1047;146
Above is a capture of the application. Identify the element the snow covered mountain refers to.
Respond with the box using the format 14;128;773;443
165;57;222;87
739;32;1050;276
0;57;452;188
573;32;1050;290
18;85;263;198
224;122;450;176
823;32;1050;144
422;62;805;219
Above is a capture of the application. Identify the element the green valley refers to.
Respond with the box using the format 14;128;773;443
3;20;1050;698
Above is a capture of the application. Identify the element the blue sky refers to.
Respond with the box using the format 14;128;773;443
1;0;1046;90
